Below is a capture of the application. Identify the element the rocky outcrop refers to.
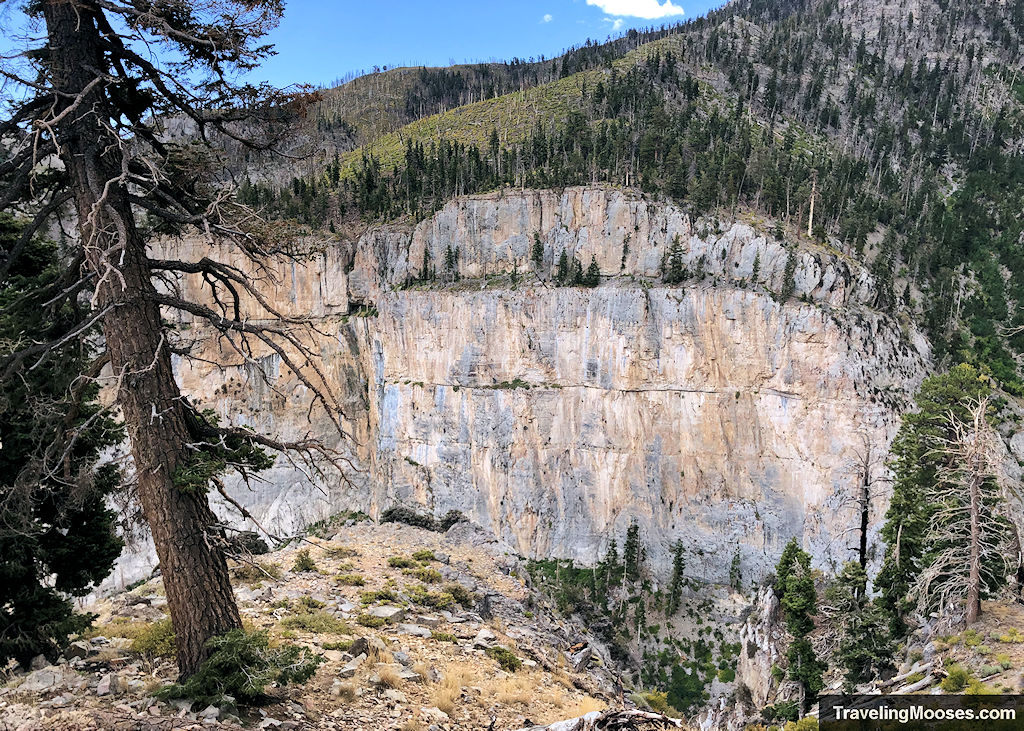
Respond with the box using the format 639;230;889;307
108;186;931;590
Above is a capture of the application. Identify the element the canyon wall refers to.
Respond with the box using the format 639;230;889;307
132;186;930;586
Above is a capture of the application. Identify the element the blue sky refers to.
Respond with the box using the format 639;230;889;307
259;0;725;88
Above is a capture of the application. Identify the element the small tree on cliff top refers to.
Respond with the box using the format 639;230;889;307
1;0;352;678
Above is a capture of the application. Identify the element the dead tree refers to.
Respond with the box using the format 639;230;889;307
912;397;1012;625
1;0;351;677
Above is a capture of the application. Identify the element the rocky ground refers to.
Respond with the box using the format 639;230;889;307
0;519;628;731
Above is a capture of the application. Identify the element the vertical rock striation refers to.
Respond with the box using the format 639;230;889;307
156;186;928;585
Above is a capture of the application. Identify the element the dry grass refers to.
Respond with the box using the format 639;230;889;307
478;669;598;718
555;696;606;719
400;722;425;731
431;686;460;717
412;661;432;683
431;661;476;716
376;665;402;689
334;682;357;702
488;674;535;706
324;543;360;559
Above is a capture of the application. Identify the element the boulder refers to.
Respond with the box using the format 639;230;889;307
569;647;591;672
367;605;405;623
397;624;432;638
63;641;93;660
420;706;450;723
20;668;65;693
338;653;366;678
473;627;497;649
96;673;120;697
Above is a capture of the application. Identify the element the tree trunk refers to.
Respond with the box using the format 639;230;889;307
43;0;242;677
966;466;982;624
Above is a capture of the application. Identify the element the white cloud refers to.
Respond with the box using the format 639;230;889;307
585;0;684;19
542;13;553;22
610;18;624;30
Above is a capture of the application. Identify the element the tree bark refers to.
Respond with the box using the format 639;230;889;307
43;0;241;677
966;465;982;624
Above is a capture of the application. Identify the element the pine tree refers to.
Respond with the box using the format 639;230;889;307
532;233;545;271
1;0;348;677
571;257;584;286
663;235;686;284
0;217;124;668
826;562;894;691
623;522;642;582
582;256;601;287
775;538;823;713
876;364;1007;634
667;540;686;614
556;250;570;285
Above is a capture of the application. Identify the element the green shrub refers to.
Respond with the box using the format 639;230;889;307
412;549;436;562
405;567;442;583
783;718;819;731
903;672;925;685
978;665;1002;677
431;631;458;643
292;549;318;573
998;628;1024;643
764;701;799;723
486;645;521;672
356;613;386;628
439;510;467;530
335;573;366;586
359;589;397;605
131;618;176;658
298;596;324;610
387;556;417;569
325;545;359;559
380;506;437;530
966;678;997;695
232;561;282;583
717;667;736;683
941;665;971;692
278;610;348;634
322;639;354;652
156;629;322;704
444;583;476;608
407;584;454;609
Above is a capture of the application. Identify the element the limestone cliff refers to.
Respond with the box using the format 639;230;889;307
144;186;928;587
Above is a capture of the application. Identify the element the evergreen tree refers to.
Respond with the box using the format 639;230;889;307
444;245;457;279
826;562;894;690
663;235;686;284
876;364;1005;634
532;233;545;271
582;256;601;287
667;540;686;614
0;216;123;668
556;250;570;285
571;257;584;286
623;522;642;582
775;538;823;713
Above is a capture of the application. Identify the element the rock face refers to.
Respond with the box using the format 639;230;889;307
110;186;930;588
